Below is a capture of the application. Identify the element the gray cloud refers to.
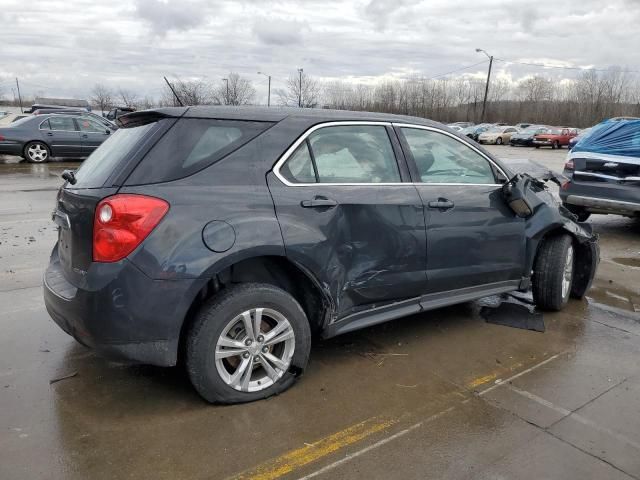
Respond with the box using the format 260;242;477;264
252;18;307;46
0;0;637;106
134;0;209;34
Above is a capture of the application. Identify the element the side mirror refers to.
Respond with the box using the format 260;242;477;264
105;129;111;135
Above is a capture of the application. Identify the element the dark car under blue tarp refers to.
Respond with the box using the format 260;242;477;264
561;118;640;219
572;118;640;160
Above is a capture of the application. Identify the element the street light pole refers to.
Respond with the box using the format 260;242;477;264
297;68;303;108
223;78;229;105
476;48;493;123
257;72;271;107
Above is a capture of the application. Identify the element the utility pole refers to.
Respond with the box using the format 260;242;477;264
258;72;271;107
163;76;184;106
223;78;229;105
297;68;303;108
15;78;23;113
476;49;493;123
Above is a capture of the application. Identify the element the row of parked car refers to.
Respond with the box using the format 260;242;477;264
0;105;135;162
447;121;583;150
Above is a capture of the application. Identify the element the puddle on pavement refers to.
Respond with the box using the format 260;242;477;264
587;284;640;313
611;257;640;269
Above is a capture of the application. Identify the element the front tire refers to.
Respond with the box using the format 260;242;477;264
186;283;311;404
24;141;50;163
496;137;503;145
532;234;574;311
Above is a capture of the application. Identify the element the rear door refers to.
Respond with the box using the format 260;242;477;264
41;116;83;157
268;122;427;319
395;124;526;294
76;117;111;156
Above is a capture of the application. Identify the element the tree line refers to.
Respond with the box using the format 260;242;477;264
3;68;638;128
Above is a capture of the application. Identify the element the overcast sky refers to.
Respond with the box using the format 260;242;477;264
1;0;638;104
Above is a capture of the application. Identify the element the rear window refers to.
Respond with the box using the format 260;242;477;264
72;122;155;188
126;118;272;184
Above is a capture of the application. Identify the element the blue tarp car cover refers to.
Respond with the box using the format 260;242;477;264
572;119;640;160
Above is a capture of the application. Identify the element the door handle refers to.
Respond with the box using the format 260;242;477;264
82;134;88;138
47;132;53;136
301;197;338;208
427;199;455;210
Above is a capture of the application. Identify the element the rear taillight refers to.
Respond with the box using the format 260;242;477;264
93;194;169;263
564;159;574;170
0;135;5;141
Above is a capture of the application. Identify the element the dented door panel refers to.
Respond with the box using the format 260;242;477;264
267;173;427;319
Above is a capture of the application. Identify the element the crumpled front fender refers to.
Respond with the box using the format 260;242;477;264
503;173;600;296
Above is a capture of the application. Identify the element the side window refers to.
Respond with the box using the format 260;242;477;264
400;128;497;184
77;118;105;133
307;125;400;183
280;142;316;184
48;116;77;132
39;119;50;130
126;118;272;184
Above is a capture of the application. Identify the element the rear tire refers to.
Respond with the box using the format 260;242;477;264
24;141;50;163
532;234;575;311
186;283;311;404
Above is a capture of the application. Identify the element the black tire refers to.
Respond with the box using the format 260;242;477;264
532;234;575;311
186;283;311;404
23;141;50;163
552;140;559;150
535;145;540;149
496;137;503;145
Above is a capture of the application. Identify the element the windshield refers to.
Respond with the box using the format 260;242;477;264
487;127;503;133
523;127;546;134
72;122;156;188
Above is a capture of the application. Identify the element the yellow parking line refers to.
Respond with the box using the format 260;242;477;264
230;358;552;480
228;416;397;480
467;373;498;389
466;362;525;390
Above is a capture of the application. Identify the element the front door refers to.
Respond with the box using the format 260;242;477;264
76;117;110;156
268;123;427;319
396;125;526;294
41;116;83;157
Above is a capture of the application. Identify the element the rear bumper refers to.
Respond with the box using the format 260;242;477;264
43;245;198;366
0;142;24;156
564;195;640;215
560;179;640;216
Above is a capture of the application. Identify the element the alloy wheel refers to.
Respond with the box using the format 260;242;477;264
215;307;295;392
562;244;574;299
27;143;48;162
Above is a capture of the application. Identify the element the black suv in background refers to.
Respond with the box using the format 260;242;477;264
44;107;598;404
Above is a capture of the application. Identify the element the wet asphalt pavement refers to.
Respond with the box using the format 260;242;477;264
1;147;640;480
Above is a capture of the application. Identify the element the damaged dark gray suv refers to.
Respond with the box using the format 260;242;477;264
44;107;599;403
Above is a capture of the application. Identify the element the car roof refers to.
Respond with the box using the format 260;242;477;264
126;106;446;127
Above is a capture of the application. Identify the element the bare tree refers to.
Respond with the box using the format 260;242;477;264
161;78;213;106
91;83;113;114
277;71;321;108
212;73;256;106
118;88;139;108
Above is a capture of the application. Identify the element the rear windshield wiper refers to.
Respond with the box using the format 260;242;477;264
62;169;77;185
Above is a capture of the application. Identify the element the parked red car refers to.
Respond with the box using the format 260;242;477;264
533;127;578;149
